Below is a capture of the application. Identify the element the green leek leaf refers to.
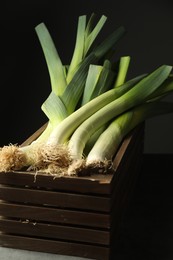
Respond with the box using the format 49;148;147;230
41;92;68;125
35;23;67;95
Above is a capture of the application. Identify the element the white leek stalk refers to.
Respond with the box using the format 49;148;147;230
85;101;173;169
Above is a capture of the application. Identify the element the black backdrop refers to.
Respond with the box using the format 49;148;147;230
0;0;173;152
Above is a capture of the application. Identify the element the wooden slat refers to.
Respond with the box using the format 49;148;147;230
0;202;110;228
0;186;110;212
0;234;110;260
0;218;110;245
0;171;111;194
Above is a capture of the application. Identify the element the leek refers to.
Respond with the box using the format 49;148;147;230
83;56;131;154
85;101;173;170
58;65;172;158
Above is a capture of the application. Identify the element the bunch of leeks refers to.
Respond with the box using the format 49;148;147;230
0;13;173;176
0;13;126;172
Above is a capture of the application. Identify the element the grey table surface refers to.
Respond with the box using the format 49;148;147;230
0;154;173;260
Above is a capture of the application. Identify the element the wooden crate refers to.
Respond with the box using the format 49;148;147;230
0;124;144;260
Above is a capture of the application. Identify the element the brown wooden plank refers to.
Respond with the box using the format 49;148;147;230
0;202;110;228
0;233;110;260
0;218;110;245
0;185;110;212
0;171;111;194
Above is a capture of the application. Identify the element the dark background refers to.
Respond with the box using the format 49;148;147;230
0;0;173;152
